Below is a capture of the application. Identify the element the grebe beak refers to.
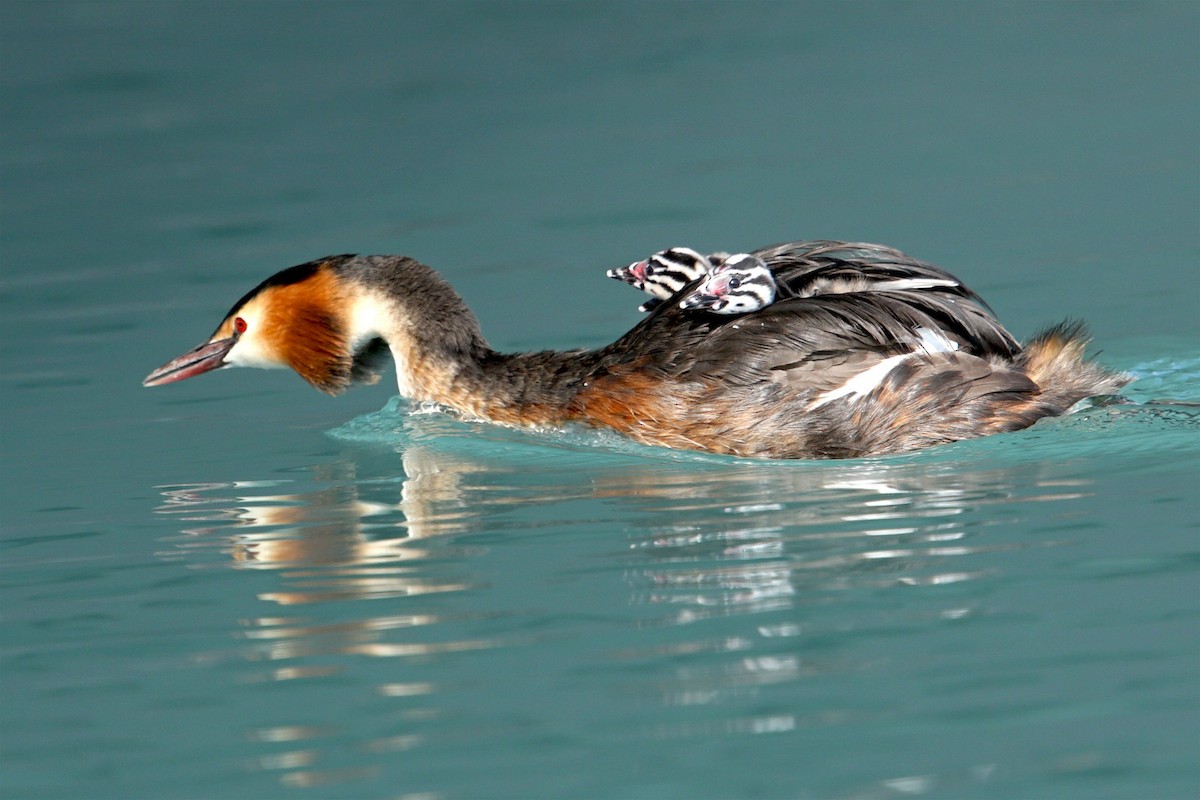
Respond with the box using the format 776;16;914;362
143;336;237;387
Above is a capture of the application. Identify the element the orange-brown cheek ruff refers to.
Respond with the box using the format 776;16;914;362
269;304;354;394
250;269;359;394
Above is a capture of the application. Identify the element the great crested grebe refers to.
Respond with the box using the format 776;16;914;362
679;253;777;314
608;247;727;312
143;243;1130;459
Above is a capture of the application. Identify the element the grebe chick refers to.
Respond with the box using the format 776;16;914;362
607;247;726;312
144;249;1130;459
679;253;777;314
617;241;987;318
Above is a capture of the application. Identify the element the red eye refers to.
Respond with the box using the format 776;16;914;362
234;317;248;334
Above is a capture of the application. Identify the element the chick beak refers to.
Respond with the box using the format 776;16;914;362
143;336;237;387
680;292;715;310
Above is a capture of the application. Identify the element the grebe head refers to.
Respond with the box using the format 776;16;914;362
607;247;714;301
143;256;391;395
679;253;776;314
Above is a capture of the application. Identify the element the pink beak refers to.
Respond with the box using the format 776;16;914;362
143;336;237;387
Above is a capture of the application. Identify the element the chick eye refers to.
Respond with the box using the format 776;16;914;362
644;265;655;276
728;277;742;289
234;317;248;334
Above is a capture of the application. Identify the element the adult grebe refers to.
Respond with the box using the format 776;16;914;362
143;245;1129;459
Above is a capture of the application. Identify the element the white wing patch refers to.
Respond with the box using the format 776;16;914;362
914;326;960;354
809;353;913;409
809;327;959;409
872;278;960;292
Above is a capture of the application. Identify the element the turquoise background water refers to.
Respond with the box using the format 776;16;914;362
2;2;1198;798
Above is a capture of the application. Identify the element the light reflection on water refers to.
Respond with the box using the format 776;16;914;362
150;419;1101;794
605;460;1085;747
620;466;1082;615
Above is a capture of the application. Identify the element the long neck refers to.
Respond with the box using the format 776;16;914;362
451;348;603;425
345;256;598;425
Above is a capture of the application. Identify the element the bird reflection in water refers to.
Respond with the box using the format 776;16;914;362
154;442;510;792
153;425;1093;794
586;450;1092;757
157;446;495;597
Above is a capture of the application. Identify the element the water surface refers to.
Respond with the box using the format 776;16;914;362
2;2;1198;799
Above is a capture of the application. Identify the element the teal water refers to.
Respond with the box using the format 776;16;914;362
2;2;1198;799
